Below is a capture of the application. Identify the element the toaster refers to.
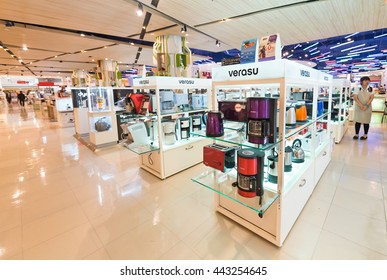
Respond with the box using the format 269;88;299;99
203;144;235;172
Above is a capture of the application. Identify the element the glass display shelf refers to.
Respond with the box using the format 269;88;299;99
191;167;279;216
316;111;331;121
122;142;160;155
160;108;208;118
285;119;314;139
191;128;281;151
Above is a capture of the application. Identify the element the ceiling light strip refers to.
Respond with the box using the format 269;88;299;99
330;40;354;49
344;32;359;38
303;42;319;51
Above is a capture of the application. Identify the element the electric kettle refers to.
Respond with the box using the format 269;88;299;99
292;139;305;163
286;105;296;127
284;146;293;172
267;149;279;183
205;111;224;137
295;103;307;122
317;100;324;117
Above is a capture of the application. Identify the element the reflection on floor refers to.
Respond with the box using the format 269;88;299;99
0;103;386;260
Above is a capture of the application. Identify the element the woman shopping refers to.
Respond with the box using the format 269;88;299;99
353;76;374;140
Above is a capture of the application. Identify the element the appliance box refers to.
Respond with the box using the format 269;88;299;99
218;101;247;122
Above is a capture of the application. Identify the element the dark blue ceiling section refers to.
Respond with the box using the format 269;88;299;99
193;28;387;74
282;27;387;74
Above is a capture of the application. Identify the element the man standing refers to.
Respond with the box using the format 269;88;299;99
17;91;26;107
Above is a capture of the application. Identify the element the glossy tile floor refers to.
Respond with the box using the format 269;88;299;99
0;102;386;260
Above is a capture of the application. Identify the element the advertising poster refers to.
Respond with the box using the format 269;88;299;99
258;34;280;62
240;38;258;64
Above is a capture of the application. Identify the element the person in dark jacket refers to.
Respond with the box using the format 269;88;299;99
17;91;26;107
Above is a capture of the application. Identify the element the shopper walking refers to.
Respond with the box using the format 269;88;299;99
17;91;26;107
6;91;12;105
353;76;374;140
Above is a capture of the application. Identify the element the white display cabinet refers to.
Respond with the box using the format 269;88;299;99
71;87;89;136
87;87;118;148
129;77;212;179
191;59;332;247
331;79;351;143
54;90;74;128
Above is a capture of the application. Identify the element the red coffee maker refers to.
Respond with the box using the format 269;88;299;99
235;149;265;204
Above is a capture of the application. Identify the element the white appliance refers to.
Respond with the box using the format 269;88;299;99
128;122;149;146
162;121;176;145
160;90;175;114
174;93;189;106
192;94;207;109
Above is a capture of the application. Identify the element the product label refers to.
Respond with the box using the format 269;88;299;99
178;80;194;85
300;70;311;77
234;103;245;112
228;68;259;77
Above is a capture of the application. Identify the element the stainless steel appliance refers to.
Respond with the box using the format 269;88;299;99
267;149;279;183
284;146;293;172
178;117;191;140
286;105;296;127
191;115;202;132
292;139;305;163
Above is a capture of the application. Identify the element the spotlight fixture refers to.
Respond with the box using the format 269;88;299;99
181;25;187;33
136;3;144;16
80;33;85;37
216;40;220;47
18;59;23;63
22;45;28;51
130;42;134;46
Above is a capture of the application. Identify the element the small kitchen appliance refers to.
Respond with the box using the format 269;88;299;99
284;146;293;172
295;102;308;122
160;90;175;114
292;139;305;163
236;149;265;203
203;144;235;172
267;148;279;183
218;100;247;122
286;105;296;127
162;121;176;145
178;117;191;140
246;97;277;144
205;111;224;137
191;115;202;132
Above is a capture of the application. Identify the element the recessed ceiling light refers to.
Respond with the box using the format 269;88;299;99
18;59;23;62
150;33;155;35
29;62;32;64
305;54;308;57
142;26;146;29
92;59;95;62
119;61;122;63
105;58;108;60
80;33;85;37
22;45;28;51
81;50;86;53
54;55;58;58
104;46;108;48
130;42;134;46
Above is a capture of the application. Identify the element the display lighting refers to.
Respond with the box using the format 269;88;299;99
336;54;359;59
293;44;302;49
374;33;387;39
136;3;144;16
349;45;378;53
341;44;365;52
216;40;220;47
337;58;352;63
308;47;318;52
310;50;320;55
330;40;354;49
361;58;375;61
304;54;308;57
344;32;359;39
350;48;376;55
319;58;329;62
368;53;385;57
303;42;319;51
287;54;293;58
180;25;187;33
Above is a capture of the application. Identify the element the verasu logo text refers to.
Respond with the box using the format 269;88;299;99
228;68;259;77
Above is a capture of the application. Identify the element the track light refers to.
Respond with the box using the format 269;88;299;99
136;3;143;16
181;25;187;33
216;40;220;47
22;45;28;51
80;33;85;37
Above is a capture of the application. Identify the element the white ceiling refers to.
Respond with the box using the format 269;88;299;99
0;0;385;77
